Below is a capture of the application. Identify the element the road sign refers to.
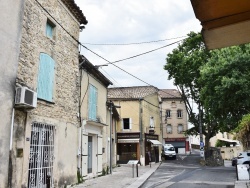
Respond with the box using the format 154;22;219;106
200;150;204;157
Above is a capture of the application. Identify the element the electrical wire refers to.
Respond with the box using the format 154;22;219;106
34;0;183;100
82;36;187;46
103;40;183;65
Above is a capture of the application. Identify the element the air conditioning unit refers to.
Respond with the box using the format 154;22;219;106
15;87;37;108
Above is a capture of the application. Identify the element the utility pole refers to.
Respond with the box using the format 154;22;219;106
199;103;204;159
139;98;143;164
109;101;113;174
159;102;163;145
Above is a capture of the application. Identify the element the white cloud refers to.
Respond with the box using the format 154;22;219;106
75;0;201;89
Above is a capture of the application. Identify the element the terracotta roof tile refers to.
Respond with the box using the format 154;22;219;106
158;89;181;98
108;86;159;99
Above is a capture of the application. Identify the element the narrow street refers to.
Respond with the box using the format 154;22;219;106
141;153;236;188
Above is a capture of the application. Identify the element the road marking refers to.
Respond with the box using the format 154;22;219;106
179;180;235;185
179;155;187;160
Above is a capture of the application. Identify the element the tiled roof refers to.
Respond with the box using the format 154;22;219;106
108;86;159;99
61;0;88;25
158;89;182;99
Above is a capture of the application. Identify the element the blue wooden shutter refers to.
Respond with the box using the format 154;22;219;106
46;22;53;38
37;53;55;101
88;85;97;120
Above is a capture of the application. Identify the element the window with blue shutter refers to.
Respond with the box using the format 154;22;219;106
46;20;54;39
37;53;55;102
88;84;97;120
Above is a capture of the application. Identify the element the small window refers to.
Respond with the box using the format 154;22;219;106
166;124;172;134
177;124;183;134
166;110;171;118
123;118;131;130
177;110;183;118
46;20;55;39
149;116;154;128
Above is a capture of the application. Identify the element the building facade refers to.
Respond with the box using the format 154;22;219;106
11;0;87;187
159;89;189;154
79;56;113;178
108;86;162;166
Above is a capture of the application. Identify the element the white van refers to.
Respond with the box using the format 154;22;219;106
163;144;176;159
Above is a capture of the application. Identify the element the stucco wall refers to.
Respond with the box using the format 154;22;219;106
161;99;188;139
0;0;24;187
12;0;81;187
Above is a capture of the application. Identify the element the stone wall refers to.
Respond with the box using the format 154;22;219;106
13;0;82;187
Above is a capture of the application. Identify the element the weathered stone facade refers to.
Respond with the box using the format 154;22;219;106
11;0;87;187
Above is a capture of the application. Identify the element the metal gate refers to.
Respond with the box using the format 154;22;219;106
28;122;55;188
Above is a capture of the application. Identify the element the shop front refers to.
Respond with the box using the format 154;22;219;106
145;134;162;165
165;137;188;154
117;132;140;164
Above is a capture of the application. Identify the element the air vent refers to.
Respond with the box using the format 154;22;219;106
15;87;37;108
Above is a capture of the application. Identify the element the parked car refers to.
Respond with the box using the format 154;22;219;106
233;152;250;166
163;144;176;160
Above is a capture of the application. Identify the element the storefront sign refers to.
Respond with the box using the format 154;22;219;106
149;130;155;135
145;133;158;140
117;132;140;139
165;138;186;142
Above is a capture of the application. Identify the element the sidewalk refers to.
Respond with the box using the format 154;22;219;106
72;160;250;188
72;162;160;188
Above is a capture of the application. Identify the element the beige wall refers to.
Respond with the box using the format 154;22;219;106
113;92;161;165
161;99;188;141
80;69;109;177
142;94;161;138
13;0;81;187
80;71;108;123
220;146;243;160
114;100;140;132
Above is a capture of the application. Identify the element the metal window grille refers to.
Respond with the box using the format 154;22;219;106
28;122;55;188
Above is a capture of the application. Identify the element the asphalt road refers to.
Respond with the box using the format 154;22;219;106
141;153;236;188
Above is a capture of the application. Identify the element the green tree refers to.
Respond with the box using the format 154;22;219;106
199;44;250;130
164;32;214;148
165;32;250;149
234;114;250;150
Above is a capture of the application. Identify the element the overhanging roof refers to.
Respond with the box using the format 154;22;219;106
218;138;239;143
191;0;250;49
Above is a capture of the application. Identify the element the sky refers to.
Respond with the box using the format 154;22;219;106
75;0;202;89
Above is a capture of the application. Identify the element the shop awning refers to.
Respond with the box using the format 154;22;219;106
148;139;162;146
118;139;140;143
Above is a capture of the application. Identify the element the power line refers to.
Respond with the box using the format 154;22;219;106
35;0;181;99
82;36;187;46
102;40;182;65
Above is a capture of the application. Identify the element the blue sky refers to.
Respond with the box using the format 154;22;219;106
75;0;201;89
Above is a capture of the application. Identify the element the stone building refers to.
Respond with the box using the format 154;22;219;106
159;89;189;154
10;0;87;187
108;86;162;166
79;56;113;179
